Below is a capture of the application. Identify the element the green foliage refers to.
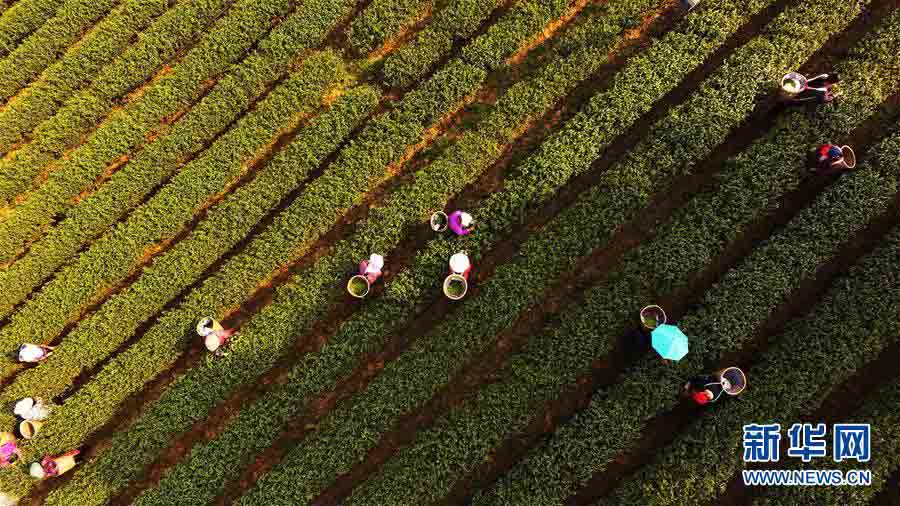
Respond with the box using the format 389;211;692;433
380;0;507;88
0;0;62;58
0;51;356;413
233;0;863;502
0;0;274;217
346;3;900;504
600;225;900;506
0;0;120;101
759;375;900;505
461;0;569;71
111;2;666;503
348;0;431;55
0;0;175;153
39;54;482;506
477;10;900;503
0;0;360;328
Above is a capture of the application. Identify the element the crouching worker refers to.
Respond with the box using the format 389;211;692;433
813;144;856;175
781;72;839;104
358;253;385;285
0;433;21;468
29;450;80;479
197;317;236;356
683;374;725;406
17;344;54;364
448;211;474;236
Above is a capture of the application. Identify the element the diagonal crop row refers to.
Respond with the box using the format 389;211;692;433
0;0;235;205
163;0;796;496
472;21;900;503
0;0;361;328
0;0;61;58
598;220;900;506
27;55;485;506
347;0;435;56
0;0;121;101
229;1;853;503
0;52;360;411
379;0;515;88
0;55;346;372
757;375;900;505
0;0;176;154
118;2;670;503
0;0;268;215
39;0;637;502
340;9;900;506
0;86;377;502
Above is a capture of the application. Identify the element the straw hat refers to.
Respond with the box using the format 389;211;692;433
13;398;34;418
28;462;45;479
460;213;473;227
205;334;223;352
368;254;384;272
196;317;215;337
449;253;470;274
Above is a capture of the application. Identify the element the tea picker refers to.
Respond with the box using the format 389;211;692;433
14;398;51;440
684;367;747;405
443;252;471;300
358;253;385;284
17;343;54;363
197;316;236;355
813;144;856;175
448;211;474;236
780;71;840;104
348;254;385;299
29;450;80;479
0;433;20;468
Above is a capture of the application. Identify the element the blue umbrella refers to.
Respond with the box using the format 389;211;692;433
651;324;689;361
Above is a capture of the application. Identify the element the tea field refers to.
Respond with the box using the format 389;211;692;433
0;0;898;504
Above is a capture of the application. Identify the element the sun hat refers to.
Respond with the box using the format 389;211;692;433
368;254;384;272
449;252;470;274
205;334;223;352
